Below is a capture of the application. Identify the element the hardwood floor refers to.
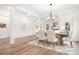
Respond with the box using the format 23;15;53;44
0;36;63;55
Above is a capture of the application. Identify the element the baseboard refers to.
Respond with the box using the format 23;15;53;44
16;35;34;39
0;34;35;40
0;37;9;39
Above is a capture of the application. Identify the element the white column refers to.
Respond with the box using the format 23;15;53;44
9;7;16;44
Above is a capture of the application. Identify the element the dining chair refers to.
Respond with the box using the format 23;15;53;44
63;31;73;47
68;31;73;47
36;31;46;45
46;30;58;48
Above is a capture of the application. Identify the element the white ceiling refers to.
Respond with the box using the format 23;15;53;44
0;4;79;19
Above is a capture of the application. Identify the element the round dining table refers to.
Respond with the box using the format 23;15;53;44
54;30;68;45
58;33;68;45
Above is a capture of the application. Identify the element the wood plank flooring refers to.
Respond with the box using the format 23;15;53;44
0;36;64;55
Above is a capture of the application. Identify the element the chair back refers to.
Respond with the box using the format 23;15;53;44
37;31;45;40
47;30;58;42
69;31;73;41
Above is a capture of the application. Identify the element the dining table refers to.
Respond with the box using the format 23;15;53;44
54;30;68;45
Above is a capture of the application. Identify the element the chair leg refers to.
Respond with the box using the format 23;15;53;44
37;40;40;46
70;41;73;48
45;41;48;47
53;43;55;49
38;40;40;45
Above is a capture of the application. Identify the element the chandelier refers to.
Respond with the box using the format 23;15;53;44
50;4;54;21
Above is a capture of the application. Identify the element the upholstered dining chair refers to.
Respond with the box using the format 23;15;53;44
36;31;46;45
63;31;73;47
46;30;58;48
69;31;73;47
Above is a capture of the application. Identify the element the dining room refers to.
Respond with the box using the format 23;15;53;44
0;4;79;55
28;4;79;55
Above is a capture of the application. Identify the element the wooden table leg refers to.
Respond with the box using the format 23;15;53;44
60;36;63;45
59;36;63;45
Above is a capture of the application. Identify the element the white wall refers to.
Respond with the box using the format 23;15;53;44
0;9;10;38
0;8;39;38
14;10;39;38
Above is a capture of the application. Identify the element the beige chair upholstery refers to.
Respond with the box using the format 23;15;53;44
68;31;73;47
63;31;73;47
37;31;46;45
46;30;58;48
